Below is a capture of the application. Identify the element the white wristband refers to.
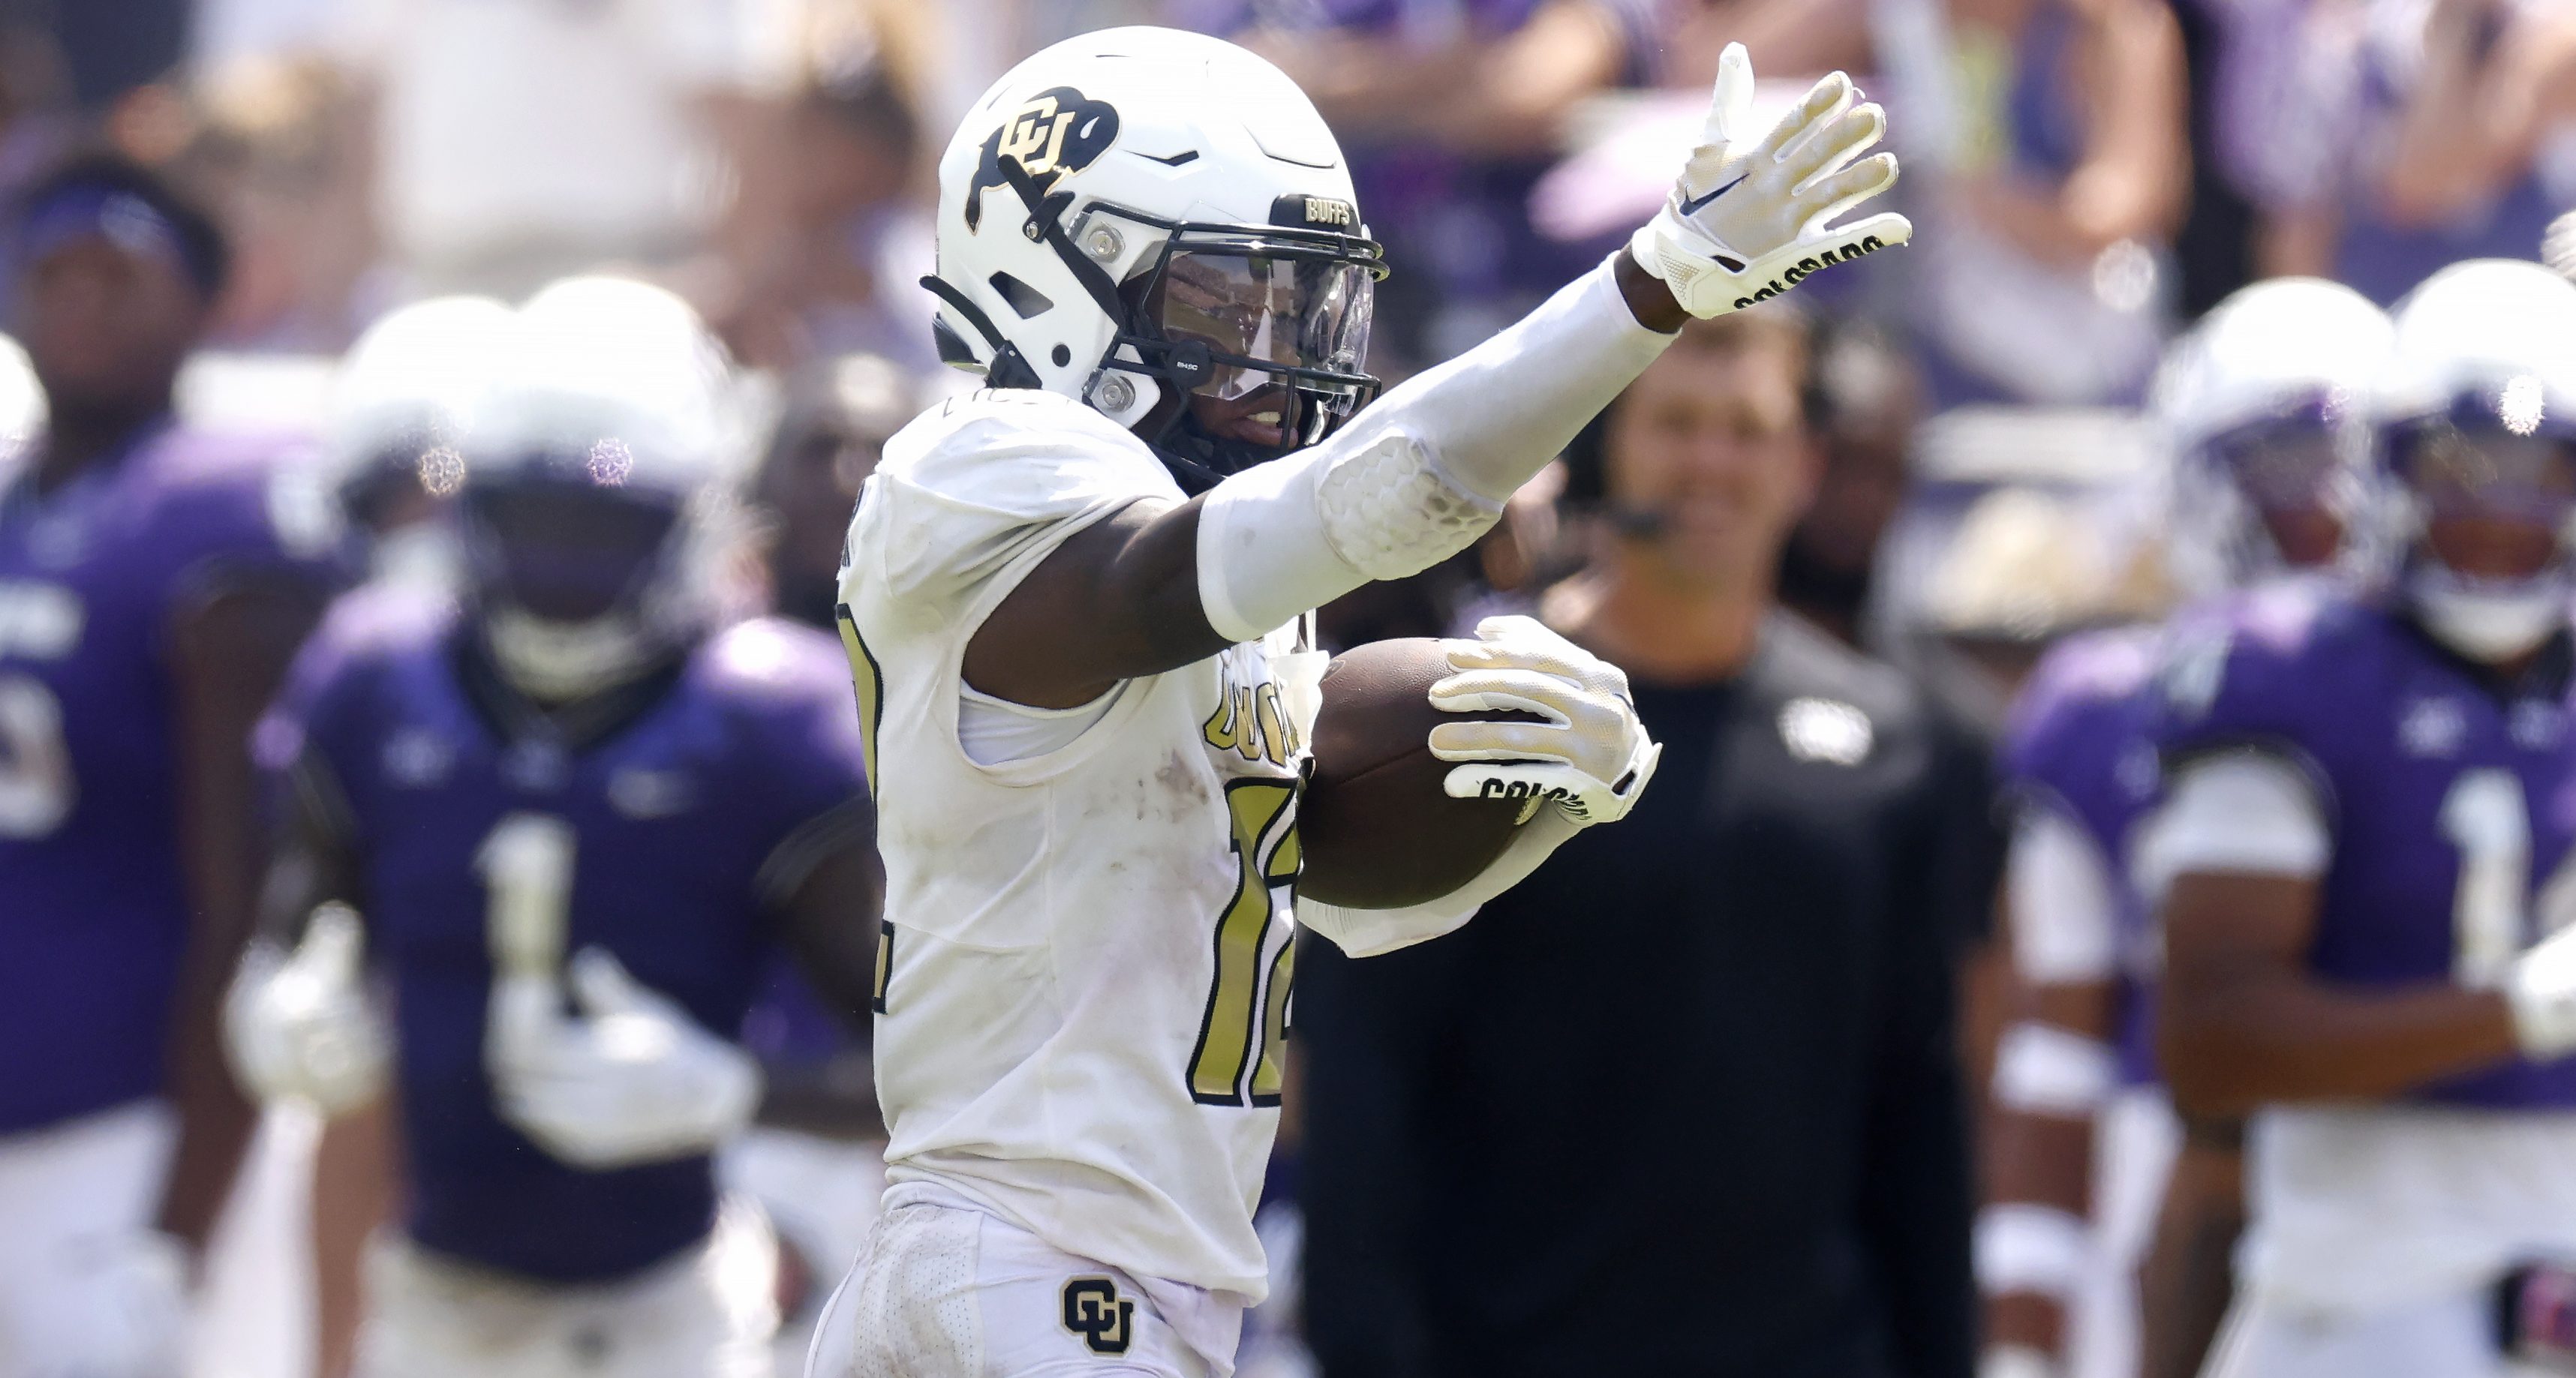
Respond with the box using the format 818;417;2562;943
1974;1204;2091;1300
1991;1021;2120;1117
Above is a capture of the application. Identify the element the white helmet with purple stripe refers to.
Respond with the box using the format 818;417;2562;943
2379;259;2576;661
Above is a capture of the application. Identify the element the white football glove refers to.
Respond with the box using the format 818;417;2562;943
1429;615;1661;827
486;947;762;1169
223;904;390;1116
1628;42;1910;320
2508;920;2576;1059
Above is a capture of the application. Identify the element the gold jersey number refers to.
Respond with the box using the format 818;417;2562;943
1187;779;1300;1106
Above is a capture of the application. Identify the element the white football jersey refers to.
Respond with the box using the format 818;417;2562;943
837;389;1321;1304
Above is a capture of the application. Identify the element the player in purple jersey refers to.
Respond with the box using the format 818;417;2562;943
221;280;882;1378
0;155;346;1377
1979;278;2392;1378
2156;260;2576;1378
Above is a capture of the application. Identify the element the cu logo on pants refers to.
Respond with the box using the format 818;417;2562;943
1061;1276;1135;1355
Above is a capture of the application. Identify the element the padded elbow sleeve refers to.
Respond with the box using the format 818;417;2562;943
1195;256;1673;644
1196;431;1501;643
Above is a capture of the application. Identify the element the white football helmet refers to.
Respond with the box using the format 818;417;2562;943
0;332;44;458
326;295;514;522
2379;259;2576;662
461;277;744;701
925;26;1384;488
2151;277;2391;593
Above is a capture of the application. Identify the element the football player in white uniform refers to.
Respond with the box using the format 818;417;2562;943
813;26;1910;1378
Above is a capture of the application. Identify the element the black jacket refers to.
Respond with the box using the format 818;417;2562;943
1297;613;1986;1378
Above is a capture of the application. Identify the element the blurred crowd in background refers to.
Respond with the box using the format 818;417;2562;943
5;0;2576;1376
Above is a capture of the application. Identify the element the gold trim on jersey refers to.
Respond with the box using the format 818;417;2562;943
836;602;885;797
1186;779;1300;1105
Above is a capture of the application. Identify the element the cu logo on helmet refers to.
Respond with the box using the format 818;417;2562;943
966;86;1120;232
1060;1276;1135;1355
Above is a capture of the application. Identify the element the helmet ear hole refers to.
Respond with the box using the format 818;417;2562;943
988;272;1056;319
1052;344;1072;367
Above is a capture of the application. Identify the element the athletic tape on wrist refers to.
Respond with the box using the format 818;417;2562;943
1991;1021;2119;1117
1974;1203;2091;1299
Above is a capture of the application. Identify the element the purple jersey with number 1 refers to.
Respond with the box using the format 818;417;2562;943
2000;624;2167;1085
2153;583;2576;1111
256;593;870;1282
0;422;344;1134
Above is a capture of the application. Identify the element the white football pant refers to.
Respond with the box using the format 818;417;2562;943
807;1190;1243;1378
0;1101;184;1378
2204;1283;2558;1378
355;1194;778;1378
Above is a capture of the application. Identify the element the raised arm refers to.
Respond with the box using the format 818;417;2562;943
970;44;1906;708
965;254;1684;707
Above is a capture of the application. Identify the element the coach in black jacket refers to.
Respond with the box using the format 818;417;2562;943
1298;305;1985;1378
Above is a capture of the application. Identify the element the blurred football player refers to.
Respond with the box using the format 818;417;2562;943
222;278;882;1378
750;353;913;632
2154;259;2576;1378
322;293;515;590
815;25;1906;1378
1979;278;2392;1378
0;154;346;1378
723;352;914;1369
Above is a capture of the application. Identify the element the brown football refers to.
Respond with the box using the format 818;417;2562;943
1299;637;1533;910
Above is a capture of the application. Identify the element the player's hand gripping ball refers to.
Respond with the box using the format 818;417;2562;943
1430;616;1660;827
1628;42;1911;318
1301;638;1531;909
1299;620;1658;910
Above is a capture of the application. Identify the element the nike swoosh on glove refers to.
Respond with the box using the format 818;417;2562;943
224;904;391;1116
1629;42;1911;319
486;948;762;1169
1427;614;1661;827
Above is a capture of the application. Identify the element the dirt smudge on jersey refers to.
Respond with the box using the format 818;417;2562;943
1156;749;1210;812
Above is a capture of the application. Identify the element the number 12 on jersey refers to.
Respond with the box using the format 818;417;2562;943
1188;780;1300;1107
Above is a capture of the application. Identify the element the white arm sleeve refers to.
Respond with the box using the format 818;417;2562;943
2133;752;2331;901
1297;809;1582;958
1195;257;1676;641
2006;806;2120;985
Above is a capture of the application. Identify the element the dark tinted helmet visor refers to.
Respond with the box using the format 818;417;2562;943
464;473;680;623
2200;406;2349;515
